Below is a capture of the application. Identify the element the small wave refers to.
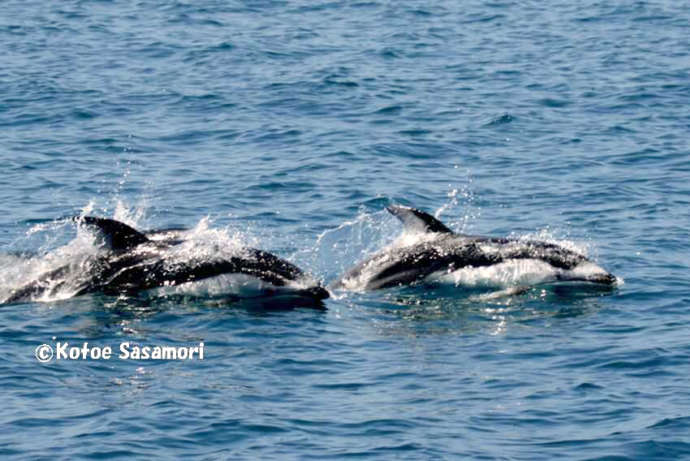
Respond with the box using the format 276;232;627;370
484;113;515;126
648;416;690;430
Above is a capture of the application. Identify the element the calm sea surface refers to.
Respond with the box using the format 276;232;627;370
1;0;689;459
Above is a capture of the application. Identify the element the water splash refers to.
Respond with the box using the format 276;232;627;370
0;202;258;304
306;186;480;283
113;199;146;228
306;209;399;282
433;173;478;234
0;226;102;303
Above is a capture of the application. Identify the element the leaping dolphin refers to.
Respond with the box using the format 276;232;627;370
2;217;329;304
332;205;617;291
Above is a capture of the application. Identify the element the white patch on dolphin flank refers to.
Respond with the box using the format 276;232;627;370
145;273;276;298
429;259;558;288
145;273;321;299
428;259;618;288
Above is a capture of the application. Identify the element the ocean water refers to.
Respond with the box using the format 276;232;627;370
1;0;689;459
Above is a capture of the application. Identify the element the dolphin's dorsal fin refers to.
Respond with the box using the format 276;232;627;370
75;216;149;251
386;205;454;234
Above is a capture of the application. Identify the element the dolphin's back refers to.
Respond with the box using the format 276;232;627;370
69;248;307;296
462;236;588;270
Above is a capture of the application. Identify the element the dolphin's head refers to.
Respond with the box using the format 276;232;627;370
558;260;619;286
297;285;330;300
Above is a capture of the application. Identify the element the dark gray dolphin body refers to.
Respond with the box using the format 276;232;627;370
332;205;616;291
3;217;329;304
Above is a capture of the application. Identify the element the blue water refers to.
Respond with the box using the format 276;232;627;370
1;0;689;458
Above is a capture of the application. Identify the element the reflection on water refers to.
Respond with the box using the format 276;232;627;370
22;291;327;341
340;283;611;337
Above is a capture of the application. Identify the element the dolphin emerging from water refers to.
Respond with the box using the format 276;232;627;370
332;205;617;291
3;217;329;304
